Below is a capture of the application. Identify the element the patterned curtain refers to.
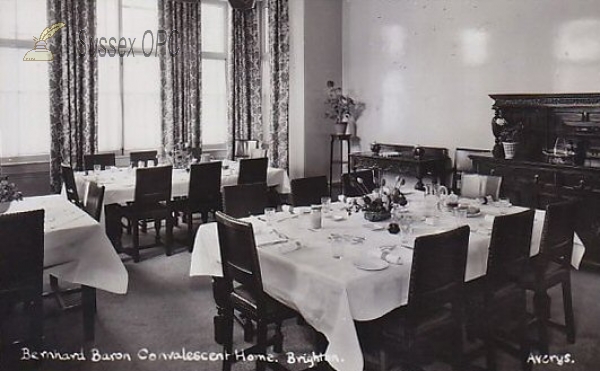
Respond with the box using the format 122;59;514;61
47;0;98;193
268;0;290;169
159;0;202;153
227;6;262;160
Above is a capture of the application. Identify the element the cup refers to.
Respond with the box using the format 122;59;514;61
321;196;332;216
264;207;276;226
453;208;467;226
330;235;344;259
310;205;322;229
337;194;346;204
281;204;293;214
93;164;102;175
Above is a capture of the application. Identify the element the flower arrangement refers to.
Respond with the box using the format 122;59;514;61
348;173;407;222
0;176;23;202
499;123;522;143
324;81;364;124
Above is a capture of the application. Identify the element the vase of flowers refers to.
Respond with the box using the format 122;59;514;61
0;176;23;203
499;123;522;159
347;172;408;222
324;81;364;135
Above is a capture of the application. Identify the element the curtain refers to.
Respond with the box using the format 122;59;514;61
48;0;98;193
227;6;262;160
267;0;290;169
159;0;202;153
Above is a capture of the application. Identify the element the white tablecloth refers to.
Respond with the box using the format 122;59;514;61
189;199;584;371
0;195;128;294
75;163;291;207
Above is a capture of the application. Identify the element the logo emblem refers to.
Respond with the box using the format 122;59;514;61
23;22;65;62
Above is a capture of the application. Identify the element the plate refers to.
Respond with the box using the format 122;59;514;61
467;211;482;218
353;257;390;271
332;215;346;222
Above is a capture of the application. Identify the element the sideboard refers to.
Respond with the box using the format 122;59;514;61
349;144;450;190
474;93;600;269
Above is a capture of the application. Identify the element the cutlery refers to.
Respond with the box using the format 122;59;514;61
400;244;414;250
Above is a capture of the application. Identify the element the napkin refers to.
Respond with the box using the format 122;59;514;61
254;229;288;247
369;247;403;265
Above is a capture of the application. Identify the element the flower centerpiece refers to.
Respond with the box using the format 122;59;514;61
324;81;364;135
348;173;408;222
0;176;23;202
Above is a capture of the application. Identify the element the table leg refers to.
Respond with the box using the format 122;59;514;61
82;285;96;341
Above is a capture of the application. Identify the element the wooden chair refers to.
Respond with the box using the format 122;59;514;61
238;157;268;185
222;183;268;218
291;176;329;207
83;153;116;171
121;166;174;262
468;210;534;371
519;201;577;353
215;211;298;371
49;182;106;311
341;169;376;197
452;148;492;193
376;226;470;371
130;150;158;167
61;164;81;207
0;210;45;366
172;162;222;249
461;174;503;200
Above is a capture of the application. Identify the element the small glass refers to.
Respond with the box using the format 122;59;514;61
321;196;332;215
310;205;322;229
264;207;276;226
453;208;468;226
330;234;344;259
93;164;102;175
399;215;413;243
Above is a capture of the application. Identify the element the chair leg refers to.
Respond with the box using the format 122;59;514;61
518;290;532;371
132;218;141;263
562;279;576;344
256;320;268;371
82;286;96;341
187;211;194;251
30;298;43;349
155;219;162;243
533;291;550;354
274;321;284;353
165;215;173;256
222;309;234;371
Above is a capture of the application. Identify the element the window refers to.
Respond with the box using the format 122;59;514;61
98;0;229;153
201;0;228;146
97;0;161;153
0;0;50;158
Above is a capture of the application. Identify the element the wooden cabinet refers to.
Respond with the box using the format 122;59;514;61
478;93;600;269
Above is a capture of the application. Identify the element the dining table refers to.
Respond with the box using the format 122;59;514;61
0;194;128;340
73;160;291;208
189;193;585;371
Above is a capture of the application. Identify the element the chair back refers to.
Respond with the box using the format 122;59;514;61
84;153;116;171
539;201;576;268
84;181;105;222
461;174;502;200
61;164;80;206
0;210;44;293
291;176;329;206
235;139;259;158
342;169;376;197
222;183;268;218
487;209;535;286
215;211;267;311
408;226;470;314
134;166;173;206
189;162;222;208
130;150;158;167
238;157;268;185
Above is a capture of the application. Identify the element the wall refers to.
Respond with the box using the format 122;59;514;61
342;0;600;154
289;0;343;179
